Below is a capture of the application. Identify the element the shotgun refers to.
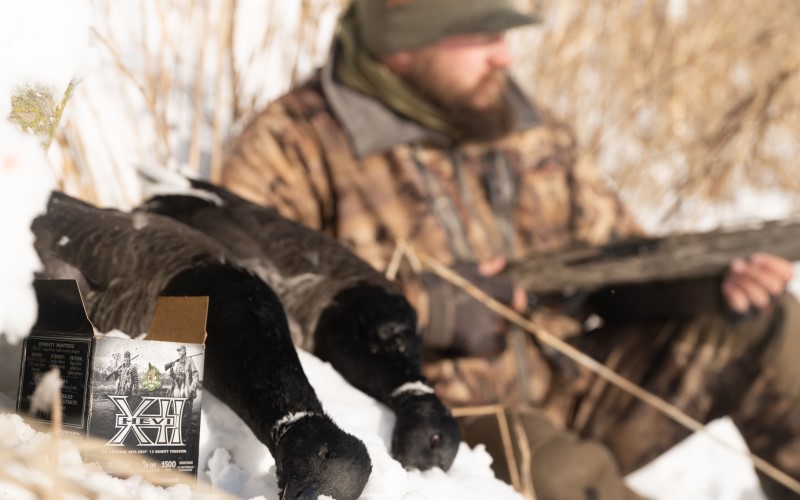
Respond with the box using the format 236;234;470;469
502;218;800;294
164;352;203;371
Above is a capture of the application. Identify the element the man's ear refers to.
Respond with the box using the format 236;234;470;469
380;51;414;75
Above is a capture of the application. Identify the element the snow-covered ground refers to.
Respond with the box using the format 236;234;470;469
627;417;767;500
198;350;521;500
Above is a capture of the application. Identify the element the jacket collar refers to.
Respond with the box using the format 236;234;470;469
320;47;542;159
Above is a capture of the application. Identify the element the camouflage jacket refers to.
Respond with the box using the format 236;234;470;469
221;58;644;409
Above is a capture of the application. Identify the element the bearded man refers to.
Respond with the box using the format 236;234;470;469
220;1;800;498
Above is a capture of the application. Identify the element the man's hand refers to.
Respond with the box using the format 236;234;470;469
722;252;794;315
422;258;530;357
479;258;530;313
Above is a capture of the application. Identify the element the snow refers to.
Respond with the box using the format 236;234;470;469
0;413;195;500
627;417;766;500
0;121;55;343
0;0;94;104
27;367;63;418
197;350;521;499
0;0;91;344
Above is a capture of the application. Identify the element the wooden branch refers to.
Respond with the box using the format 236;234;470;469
504;218;800;293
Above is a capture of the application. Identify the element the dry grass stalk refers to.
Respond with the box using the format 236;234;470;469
508;411;536;500
53;0;347;206
54;125;100;204
0;415;234;499
450;405;525;495
406;244;800;495
188;1;210;172
0;369;230;499
49;389;62;500
211;0;236;183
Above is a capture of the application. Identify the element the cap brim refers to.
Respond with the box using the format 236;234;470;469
444;9;542;37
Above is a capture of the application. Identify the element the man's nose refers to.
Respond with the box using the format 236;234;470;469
489;38;513;69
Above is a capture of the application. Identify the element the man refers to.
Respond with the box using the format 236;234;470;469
167;345;201;446
114;351;139;396
168;345;199;400
221;0;800;498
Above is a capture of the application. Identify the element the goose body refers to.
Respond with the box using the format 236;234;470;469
32;192;371;499
142;180;460;471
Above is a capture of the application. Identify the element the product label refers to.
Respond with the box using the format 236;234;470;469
17;335;91;429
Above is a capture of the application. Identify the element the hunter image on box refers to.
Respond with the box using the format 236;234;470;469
88;336;204;482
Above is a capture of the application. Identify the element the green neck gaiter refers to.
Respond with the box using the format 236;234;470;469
334;7;463;141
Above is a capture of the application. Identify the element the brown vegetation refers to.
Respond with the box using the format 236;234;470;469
514;0;800;229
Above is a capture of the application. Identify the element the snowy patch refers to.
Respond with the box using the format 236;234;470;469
295;350;521;500
0;413;193;499
626;417;766;500
27;367;63;418
206;448;252;498
199;394;280;499
138;163;225;206
0;0;93;102
57;235;70;247
0;84;10;121
0;121;56;343
197;350;522;499
0;0;91;343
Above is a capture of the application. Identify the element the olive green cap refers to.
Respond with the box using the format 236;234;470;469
354;0;542;55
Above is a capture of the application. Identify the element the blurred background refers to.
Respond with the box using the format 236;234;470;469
45;0;800;234
5;0;800;498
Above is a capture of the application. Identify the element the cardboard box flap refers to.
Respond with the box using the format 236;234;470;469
32;279;93;337
146;296;208;345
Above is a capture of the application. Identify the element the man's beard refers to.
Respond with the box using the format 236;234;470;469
405;67;515;142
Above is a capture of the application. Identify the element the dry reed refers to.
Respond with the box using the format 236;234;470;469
54;0;348;208
514;0;800;230
0;398;232;499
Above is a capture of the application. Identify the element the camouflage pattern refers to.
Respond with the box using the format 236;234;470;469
221;73;641;406
221;70;800;495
